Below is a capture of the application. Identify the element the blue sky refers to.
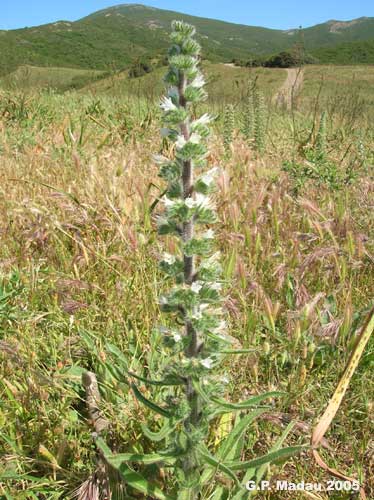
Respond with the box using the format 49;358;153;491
2;0;373;30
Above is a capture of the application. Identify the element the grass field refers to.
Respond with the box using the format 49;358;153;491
300;65;374;123
85;63;286;106
0;65;106;92
0;62;373;498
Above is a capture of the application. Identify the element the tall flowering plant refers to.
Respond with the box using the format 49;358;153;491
98;21;303;499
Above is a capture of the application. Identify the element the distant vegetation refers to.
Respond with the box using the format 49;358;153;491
312;38;374;64
0;5;374;77
232;50;318;68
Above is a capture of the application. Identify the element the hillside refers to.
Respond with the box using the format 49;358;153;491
0;4;374;75
311;37;374;64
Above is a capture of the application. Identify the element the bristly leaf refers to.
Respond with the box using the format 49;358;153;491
200;409;268;486
197;445;241;487
128;371;184;387
254;421;296;486
229;422;298;499
116;462;176;500
97;447;181;467
226;445;307;471
105;343;129;368
217;409;268;461
131;384;172;418
141;420;178;442
210;391;285;410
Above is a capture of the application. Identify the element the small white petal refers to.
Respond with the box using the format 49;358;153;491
207;252;221;264
191;310;202;319
185;197;196;208
160;96;177;112
175;135;187;149
203;229;215;239
200;358;214;369
162;253;176;265
193;113;212;126
200;167;219;186
163;197;175;207
191;282;203;294
213;320;227;333
173;333;182;342
153;154;169;164
210;282;222;291
189;133;201;144
195;193;211;208
191;74;205;88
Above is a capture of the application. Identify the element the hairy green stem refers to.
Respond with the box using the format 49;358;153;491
178;68;203;493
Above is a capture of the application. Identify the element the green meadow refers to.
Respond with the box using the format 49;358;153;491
0;57;373;498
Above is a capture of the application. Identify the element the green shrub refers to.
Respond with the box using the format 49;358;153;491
128;60;153;78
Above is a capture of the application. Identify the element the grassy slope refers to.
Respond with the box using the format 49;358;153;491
87;62;286;105
0;62;286;105
0;5;374;76
0;65;373;498
311;38;374;64
300;65;374;122
0;65;105;91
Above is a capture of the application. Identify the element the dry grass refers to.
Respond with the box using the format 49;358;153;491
0;68;373;498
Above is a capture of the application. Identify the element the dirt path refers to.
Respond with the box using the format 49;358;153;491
273;67;304;109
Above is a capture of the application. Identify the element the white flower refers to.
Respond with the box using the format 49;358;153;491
189;133;201;144
175;135;187;149
163;197;175;207
213;321;227;333
203;229;215;239
200;252;221;271
191;74;205;88
195;193;211;208
160;96;177;112
200;357;214;369
176;133;201;150
191;309;202;319
209;253;221;265
193;113;212;126
162;253;176;265
191;304;208;319
185;197;196;209
156;216;167;228
173;332;182;343
153;154;168;164
200;167;219;186
210;282;222;291
191;282;203;294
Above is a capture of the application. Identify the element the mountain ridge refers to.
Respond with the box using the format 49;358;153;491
1;4;374;75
